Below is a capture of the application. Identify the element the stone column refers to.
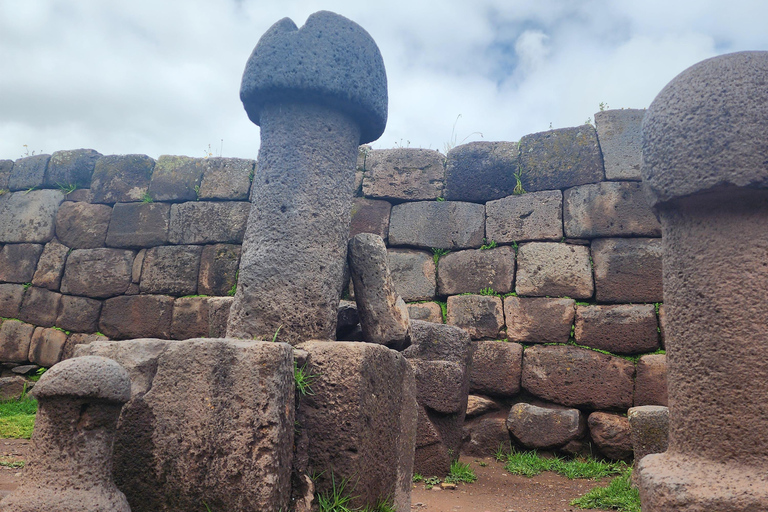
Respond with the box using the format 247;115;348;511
227;11;388;344
0;356;131;512
638;51;768;510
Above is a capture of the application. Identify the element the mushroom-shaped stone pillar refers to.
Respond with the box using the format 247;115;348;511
638;51;768;510
227;11;387;344
0;356;132;512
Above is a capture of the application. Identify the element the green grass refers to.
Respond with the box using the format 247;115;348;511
431;248;450;265
0;396;37;439
294;360;316;396
444;460;477;484
571;468;640;512
0;458;24;468
500;449;627;480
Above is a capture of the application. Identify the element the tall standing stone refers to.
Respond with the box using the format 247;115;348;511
227;11;387;344
637;51;768;510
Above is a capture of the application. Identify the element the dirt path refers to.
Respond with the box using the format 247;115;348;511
0;438;29;500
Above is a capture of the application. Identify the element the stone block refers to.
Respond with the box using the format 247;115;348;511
388;201;485;250
657;304;667;348
591;237;663;303
563;182;661;238
55;201;113;249
588;412;633;460
518;126;604;192
594;109;645;181
206;297;232;338
169;201;250;244
515;242;593;298
469;340;523;397
444;141;518;202
31;240;69;290
0;375;27;400
60;248;135;298
522;345;635;409
437;246;515;296
574;304;659;355
171;296;232;340
388;249;436;301
197;157;255;200
147;155;204;202
336;300;359;335
0;159;12;189
350;198;391;241
0;189;65;243
99;295;174;339
105;202;170;248
0;319;35;362
63;188;93;202
446;294;505;340
18;286;62;327
407;302;442;324
56;295;102;333
628;406;669;463
485;190;563;243
60;332;109;360
461;411;511;457
0;283;25;318
405;320;474;366
8;154;50;191
131;249;146;284
411;360;467;414
504;296;575;343
44;149;102;188
27;326;67;366
198;243;241;296
362;148;444;200
139;245;203;296
90;154;155;204
635;354;668;406
0;243;44;283
77;338;295;512
506;402;585;449
466;395;502;418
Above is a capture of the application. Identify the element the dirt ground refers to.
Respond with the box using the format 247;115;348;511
1;440;611;511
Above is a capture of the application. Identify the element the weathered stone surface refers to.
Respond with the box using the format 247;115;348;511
147;155;204;202
0;319;35;362
60;333;109;360
348;233;411;350
462;411;511;457
55;202;112;249
90;154;155;204
595;109;645;181
635;354;668;406
99;295;174;339
206;297;233;338
56;295;102;333
504;297;575;344
485;190;563;242
469;340;522;397
518;126;604;192
299;341;417;512
60;248;135;298
407;302;442;324
106;202;170;248
0;189;65;243
8;154;50;191
0;243;44;283
169;201;249;244
336;300;359;336
18;287;62;328
405;320;474;366
197;243;241;296
198;157;255;200
44;149;102;188
628;406;669;464
446;294;505;340
139;245;203;296
444;141;520;202
62;188;93;202
437;246;515;295
563;182;661;238
363;148;444;200
588;412;632;460
27;327;67;366
31;240;69;290
0;375;27;400
0;283;24;318
466;395;501;417
389;201;485;249
350;198;392;241
515;242;593;298
0;159;12;190
657;304;667;347
522;345;635;409
574;304;659;355
591;237;663;303
507;402;585;449
131;249;145;284
170;296;233;340
388;249;436;301
410;360;467;414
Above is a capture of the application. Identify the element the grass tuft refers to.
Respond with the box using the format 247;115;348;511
501;449;626;480
0;396;37;439
444;460;477;484
571;468;640;512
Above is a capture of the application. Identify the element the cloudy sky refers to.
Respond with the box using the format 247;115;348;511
2;0;768;161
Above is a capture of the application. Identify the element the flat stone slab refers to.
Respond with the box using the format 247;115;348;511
436;246;515;295
507;402;585;449
139;245;203;296
446;294;505;340
105;202;171;248
98;295;174;339
55;202;113;249
594;109;645;181
60;248;135;298
515;242;593;298
362;148;444;200
469;340;523;397
485;190;563;243
90;154;155;204
0;189;65;243
388;201;485;250
504;296;575;343
169;201;250;244
444;141;519;202
574;304;659;355
388;249;436;302
591;237;663;303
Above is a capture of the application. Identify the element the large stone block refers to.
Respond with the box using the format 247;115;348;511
388;201;485;249
106;202;170;248
147;155;204;202
405;320;474;366
18;286;62;328
206;297;233;338
362;148;444;200
518;126;604;192
436;246;515;295
635;354;668;406
56;295;102;333
0;283;24;318
44;149;102;188
507;402;585;449
60;248;135;298
31;240;69;290
563;182;661;238
0;243;44;283
410;360;467;414
504;296;575;344
0;189;65;243
485;190;563;243
591;237;663;303
27;326;67;366
588;412;633;460
461;411;511;457
99;295;174;339
574;304;659;355
197;157;255;201
169;201;250;244
522;345;635;409
515;242;593;298
594;109;645;181
0;319;35;362
170;296;235;340
0;375;27;401
350;198;391;241
76;338;295;512
55;201;113;249
90;154;155;204
406;302;442;324
444;141;519;202
469;340;523;397
446;294;505;340
60;332;109;360
139;245;203;296
0;159;12;189
198;244;241;296
628;405;669;465
8;154;50;191
388;249;436;301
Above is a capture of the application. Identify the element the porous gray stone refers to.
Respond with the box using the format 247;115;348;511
27;327;67;367
60;248;135;298
60;332;109;360
0;159;12;189
147;155;204;202
506;402;585;449
0;319;35;363
198;243;241;296
99;295;174;339
55;202;113;249
44;149;102;189
628;405;669;465
444;141;519;202
362;148;444;200
206;296;233;338
169;201;250;244
574;304;659;355
388;249;436;302
515;242;593;298
0;243;44;283
591;237;663;303
588;412;633;461
634;354;668;407
0;189;65;243
8;154;50;191
170;296;233;339
350;198;392;241
594;109;645;181
18;286;62;328
56;295;102;333
105;202;170;248
0;283;24;318
436;246;515;295
388;200;485;249
446;294;505;340
0;375;27;400
406;302;442;324
198;157;255;200
410;360;467;414
504;296;575;344
469;340;523;397
90;154;155;204
485;190;563;242
31;240;69;290
462;411;512;457
139;245;203;296
466;395;502;418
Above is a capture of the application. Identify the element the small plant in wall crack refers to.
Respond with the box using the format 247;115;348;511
294;360;316;396
227;271;238;297
431;247;450;265
479;238;497;250
141;192;153;204
56;182;77;195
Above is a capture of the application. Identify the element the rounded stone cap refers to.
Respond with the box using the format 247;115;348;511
32;356;131;403
642;51;768;208
240;10;388;144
